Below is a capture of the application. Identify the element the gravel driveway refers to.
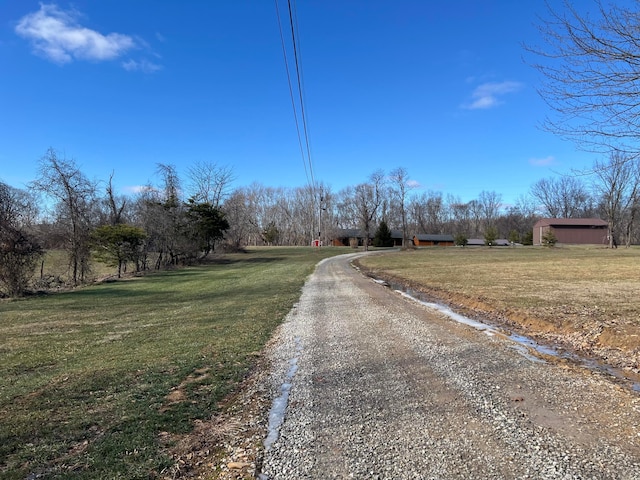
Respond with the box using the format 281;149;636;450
256;253;640;479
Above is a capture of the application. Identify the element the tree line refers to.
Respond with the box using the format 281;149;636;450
1;149;230;296
5;1;640;295
2;145;639;297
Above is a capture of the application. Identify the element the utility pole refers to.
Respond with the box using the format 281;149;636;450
318;188;323;247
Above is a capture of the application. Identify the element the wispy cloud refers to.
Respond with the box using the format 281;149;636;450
463;81;523;110
123;59;162;74
122;185;154;195
529;155;555;167
406;179;421;189
15;3;160;73
15;4;136;63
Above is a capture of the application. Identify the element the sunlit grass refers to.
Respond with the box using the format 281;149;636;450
0;246;348;479
358;245;640;324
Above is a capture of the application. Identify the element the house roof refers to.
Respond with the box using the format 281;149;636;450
466;238;485;246
533;218;608;228
414;234;454;242
335;228;372;238
390;230;404;239
467;238;511;246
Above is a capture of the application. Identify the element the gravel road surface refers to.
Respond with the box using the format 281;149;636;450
255;253;640;479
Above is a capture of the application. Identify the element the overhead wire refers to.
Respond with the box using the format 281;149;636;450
274;0;311;187
287;0;315;189
276;0;323;244
274;0;316;190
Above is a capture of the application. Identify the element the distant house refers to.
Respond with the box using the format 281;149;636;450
466;238;511;247
332;228;407;247
332;228;372;247
413;234;455;247
390;230;404;247
532;218;609;245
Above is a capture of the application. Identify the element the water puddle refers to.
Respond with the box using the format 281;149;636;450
396;290;548;364
385;281;640;392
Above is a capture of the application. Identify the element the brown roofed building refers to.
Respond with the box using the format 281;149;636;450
532;218;609;245
331;228;371;247
413;234;455;247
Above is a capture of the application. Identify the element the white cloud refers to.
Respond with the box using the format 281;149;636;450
529;155;556;166
464;81;523;110
122;59;162;73
122;185;154;195
406;179;421;188
15;3;137;64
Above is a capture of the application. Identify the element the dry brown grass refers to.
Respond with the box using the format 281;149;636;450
358;245;640;371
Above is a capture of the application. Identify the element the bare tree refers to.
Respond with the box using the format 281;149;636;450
408;191;445;234
317;183;336;246
529;0;640;157
531;178;562;218
133;164;189;268
448;196;472;236
0;181;42;296
389;167;413;247
222;187;261;249
187;161;234;208
0;182;38;228
478;190;503;232
29;149;96;285
104;172;127;225
468;200;483;237
424;191;446;233
530;175;592;218
335;186;356;230
354;171;385;251
155;164;190;264
497;195;540;245
292;185;318;245
592;152;640;247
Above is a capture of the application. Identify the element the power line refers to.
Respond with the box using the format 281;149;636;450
274;0;315;190
276;0;323;245
274;0;310;187
287;0;315;189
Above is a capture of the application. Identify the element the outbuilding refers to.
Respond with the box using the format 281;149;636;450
390;230;404;247
413;234;455;247
532;218;609;245
466;238;511;247
332;228;373;247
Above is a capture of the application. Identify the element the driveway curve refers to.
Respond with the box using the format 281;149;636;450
258;253;640;479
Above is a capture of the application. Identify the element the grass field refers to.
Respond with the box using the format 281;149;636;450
0;247;347;479
4;245;639;478
358;245;640;367
359;245;639;313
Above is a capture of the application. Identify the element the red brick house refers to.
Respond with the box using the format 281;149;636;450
533;218;609;245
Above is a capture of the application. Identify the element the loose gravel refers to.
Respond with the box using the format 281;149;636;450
257;253;640;479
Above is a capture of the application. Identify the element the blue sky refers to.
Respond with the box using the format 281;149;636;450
0;1;600;205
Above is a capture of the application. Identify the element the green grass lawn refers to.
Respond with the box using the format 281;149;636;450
0;247;348;479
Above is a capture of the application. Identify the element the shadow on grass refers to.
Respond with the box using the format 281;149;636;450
201;256;284;266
